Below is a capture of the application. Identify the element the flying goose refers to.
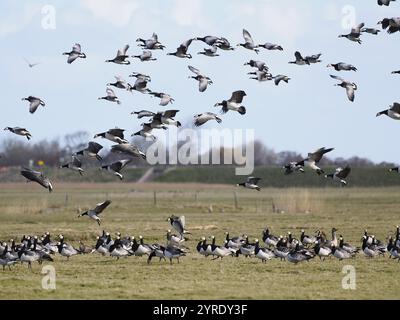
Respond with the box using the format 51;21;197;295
143;117;168;130
167;39;193;58
376;102;400;120
167;230;186;248
21;96;45;114
148;92;175;106
378;0;396;5
167;215;190;236
111;143;146;159
378;17;400;34
215;37;235;50
305;53;322;64
188;65;213;92
327;62;357;72
296;147;334;175
129;72;151;82
107;76;131;90
361;27;381;35
136;33;165;50
23;57;40;68
330;74;357;102
325;166;351;186
77;200;112;226
132;123;156;140
63;43;86;64
237;29;259;53
129;78;151;94
20;168;53;192
194;112;222;127
338;23;364;44
236;176;261;191
75;142;103;161
131;110;155;119
105;44;130;64
197;45;219;57
132;50;157;62
101;159;131;180
60;156;84;176
289;51;310;65
153;110;181;127
98;87;121;104
247;70;272;82
4;127;32;140
244;60;269;71
273;75;291;86
194;36;221;46
283;162;305;175
94;128;128;144
257;42;283;51
214;90;247;115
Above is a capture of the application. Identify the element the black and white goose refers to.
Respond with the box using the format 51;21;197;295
60;156;84;176
167;230;186;248
296;147;334;175
274;236;290;260
18;246;39;269
325;166;351;186
215;37;234;51
109;237;131;259
247;70;272;82
167;39;193;58
188;65;213;92
331;244;354;260
286;241;314;263
378;17;400;34
313;241;332;260
283;162;305;175
395;226;400;248
378;0;396;6
63;43;86;64
131;110;155;119
214;90;247;115
244;60;269;71
239;236;255;257
362;236;386;257
21;96;45;114
148;245;186;264
289;51;310;65
254;239;275;262
101;159;131;180
196;237;210;257
225;232;245;250
56;242;78;259
236;176;261;191
257;42;283;51
339;235;359;255
132;123;156;140
300;230;316;247
194;35;221;46
305;53;322;64
111;143;146;159
197;45;219;57
153;110;181;127
167;215;190;237
129;78;151;94
338;23;364;44
75;142;103;161
107;76;131;90
376;102;400;120
132;50;157;62
330;75;357;102
20;168;53;192
4;127;32;140
142;117;167;130
237;29;259;54
136;33;165;50
129;72;151;82
327;62;357;72
194;112;222;127
77;200;112;226
387;237;400;260
361;27;381;35
94;128;128;144
132;236;152;256
262;228;279;247
149;91;175;106
273;75;291;86
98;87;121;105
105;44;130;64
92;236;108;255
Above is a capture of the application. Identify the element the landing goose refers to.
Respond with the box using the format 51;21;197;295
167;215;190;237
197;45;219;57
94;128;128;144
378;17;400;34
136;33;165;50
111;143;146;159
296;147;334;175
254;239;275;262
131;110;155;119
167;39;193;58
132;50;157;62
132;123;156;140
289;51;310;65
361;28;380;35
214;90;247;115
20;168;53;192
273;75;291;86
98;87;121;104
236;176;261;191
149;92;174;106
378;0;396;6
75;142;103;161
107;76;130;90
327;62;357;72
325;166;351;186
215;37;234;50
105;44;130;64
60;156;84;176
194;36;221;46
330;75;357;102
283;162;305;175
77;200;112;226
4;127;32;140
101;159;131;180
257;43;283;51
237;29;259;53
338;23;364;43
194;112;221;127
376;102;400;120
153;110;181;127
248;70;272;82
188;65;213;92
244;60;268;71
21;96;45;114
63;43;86;64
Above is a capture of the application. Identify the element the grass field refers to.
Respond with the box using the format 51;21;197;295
0;182;399;300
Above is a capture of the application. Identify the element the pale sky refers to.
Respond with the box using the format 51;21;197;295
1;0;399;163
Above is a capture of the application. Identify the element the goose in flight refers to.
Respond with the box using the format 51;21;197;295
111;143;146;159
60;156;84;176
194;35;221;46
273;75;291;86
167;215;190;236
131;110;155;119
378;17;400;34
330;75;357;102
327;62;357;72
194;112;222;127
105;45;130;64
167;39;193;58
75;142;103;161
197;45;219;57
376;102;400;120
63;43;86;64
107;76;131;90
289;51;310;65
4;127;32;140
153;110;181;127
21;96;45;114
325;166;351;186
248;70;272;82
149;92;174;106
214;37;234;50
296;147;334;175
129;72;151;82
23;57;40;68
131;50;157;62
98;87;121;104
144;117;168;130
129;78;151;94
77;200;112;226
136;33;165;50
237;29;259;54
236;177;261;191
338;23;364;44
214;90;247;115
305;53;322;64
94;128;128;144
20;168;53;192
361;27;380;35
283;162;305;175
188;65;213;92
378;0;396;5
244;60;269;71
132;123;156;140
102;159;131;180
257;42;283;51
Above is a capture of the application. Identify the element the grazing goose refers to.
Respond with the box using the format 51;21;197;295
325;166;351;186
105;44;130;64
56;242;78;260
132;50;157;62
188;65;213;92
331;244;354;260
262;228;279;247
361;28;381;35
300;230;316;247
378;17;400;34
194;112;222;127
129;72;151;82
214;90;247;115
75;142;103;161
94;128;128;144
254;240;275;262
101;159;131;180
287;242;314;263
60;156;84;176
330;75;357;102
167;215;190;237
338;23;364;44
20;168;53;192
136;33;165;50
339;236;359;255
111;143;146;159
167;39;193;58
21;96;45;114
378;0;396;6
215;37;235;50
376;102;400;120
248;70;272;82
131;110;155;119
197;45;219;57
149;92;175;106
305;53;322;64
362;236;386;257
153;110;181;127
195;36;221;46
148;245;186;264
289;51;310;65
257;43;283;51
296;147;334;175
98;87;121;105
273;75;291;86
23;57;40;68
63;43;86;64
387;237;400;260
77;200;112;226
133;123;156;141
107;76;131;90
244;60;269;71
327;62;357;72
237;29;259;54
236;176;261;191
0;255;18;271
4;127;32;140
283;162;305;175
313;241;332;260
18;247;39;269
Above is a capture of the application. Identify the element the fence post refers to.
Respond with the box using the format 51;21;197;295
153;191;157;207
234;191;238;210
